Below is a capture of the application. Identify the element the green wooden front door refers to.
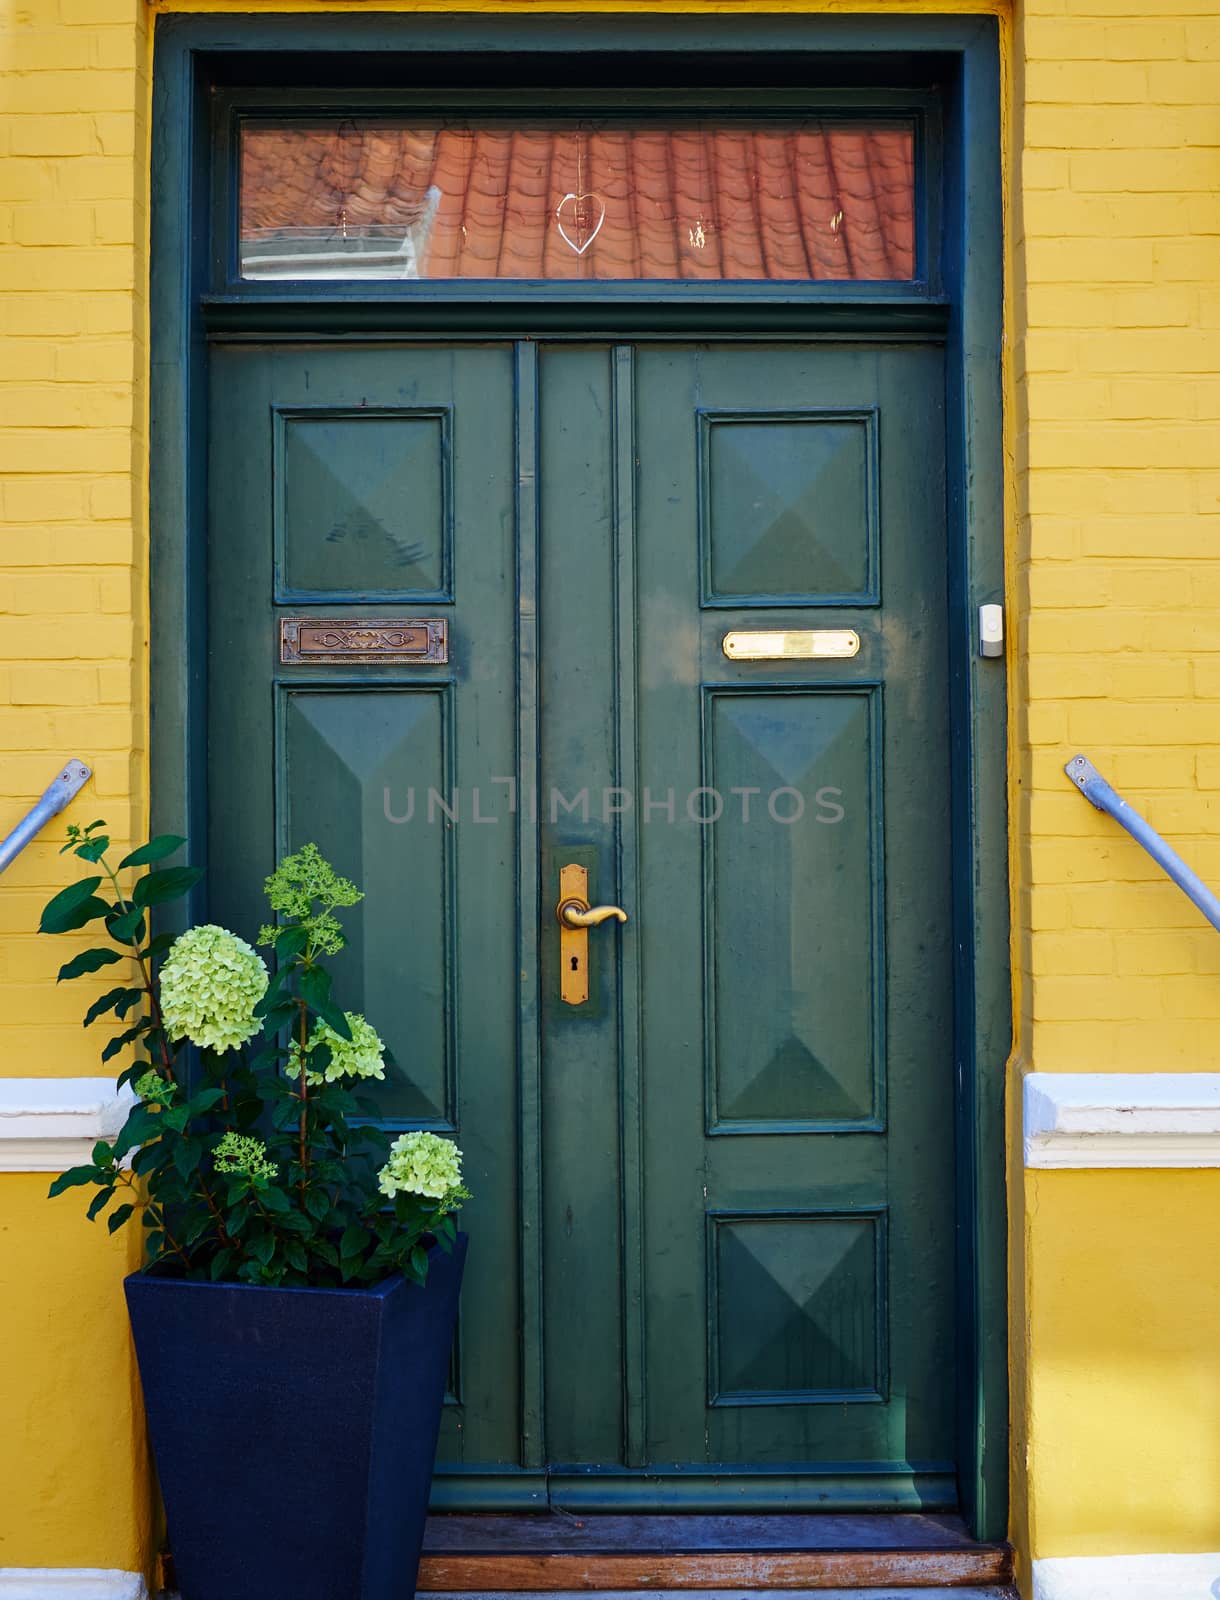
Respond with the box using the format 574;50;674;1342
208;335;955;1510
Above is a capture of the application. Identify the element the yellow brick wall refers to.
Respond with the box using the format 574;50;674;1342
1012;0;1220;1579
0;0;152;1568
5;0;1220;1582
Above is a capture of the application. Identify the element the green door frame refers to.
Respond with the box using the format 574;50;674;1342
149;11;1008;1540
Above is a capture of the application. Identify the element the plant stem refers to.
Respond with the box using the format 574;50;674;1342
99;849;176;1079
297;996;309;1195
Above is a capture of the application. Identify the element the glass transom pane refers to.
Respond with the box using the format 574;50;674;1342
239;118;916;282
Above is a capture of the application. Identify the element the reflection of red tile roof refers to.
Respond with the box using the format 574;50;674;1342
241;123;915;280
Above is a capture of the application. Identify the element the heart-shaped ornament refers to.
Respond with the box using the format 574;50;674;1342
555;191;606;257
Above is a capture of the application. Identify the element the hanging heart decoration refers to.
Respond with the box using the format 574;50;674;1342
555;191;606;257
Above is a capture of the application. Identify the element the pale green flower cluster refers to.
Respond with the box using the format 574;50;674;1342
134;1071;175;1105
291;1011;386;1087
378;1131;463;1202
159;924;268;1053
259;843;362;957
213;1131;278;1183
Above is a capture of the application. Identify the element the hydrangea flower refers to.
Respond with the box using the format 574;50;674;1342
378;1131;463;1202
159;924;268;1053
290;1011;386;1087
213;1131;278;1183
134;1070;175;1106
259;843;362;958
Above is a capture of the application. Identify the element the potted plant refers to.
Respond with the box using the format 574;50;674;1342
40;823;468;1600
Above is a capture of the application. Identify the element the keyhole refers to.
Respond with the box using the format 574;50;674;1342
570;955;580;972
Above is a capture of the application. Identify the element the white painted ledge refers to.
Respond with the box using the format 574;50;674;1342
0;1078;136;1174
1024;1073;1220;1170
1033;1552;1220;1598
0;1572;146;1600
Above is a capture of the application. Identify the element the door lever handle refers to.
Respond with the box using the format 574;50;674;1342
558;900;628;929
556;863;628;1005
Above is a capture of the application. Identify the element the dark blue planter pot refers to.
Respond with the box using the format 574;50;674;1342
124;1234;466;1600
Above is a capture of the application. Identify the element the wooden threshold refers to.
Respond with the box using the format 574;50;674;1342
417;1515;1013;1591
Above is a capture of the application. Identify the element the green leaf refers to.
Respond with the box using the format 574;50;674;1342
48;1165;101;1198
132;866;203;909
86;1185;116;1221
91;1139;114;1167
261;1002;299;1034
107;1203;135;1234
112;1108;160;1161
284;1240;307;1274
172;1137;202;1180
253;965;293;1018
107;906;146;944
74;836;111;862
141;931;177;959
39;877;105;935
210;1248;236;1282
118;835;187;870
185;1087;226;1117
57;946;124;983
340;1221;371;1260
275;924;310;959
304;1186;331;1223
249;1231;275;1267
258;1186;290;1215
101;1023;149;1064
83;986;144;1027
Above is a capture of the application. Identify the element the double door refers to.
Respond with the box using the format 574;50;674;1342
208;336;956;1509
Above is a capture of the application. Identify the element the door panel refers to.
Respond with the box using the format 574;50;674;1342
209;343;522;1471
208;335;955;1509
629;344;953;1484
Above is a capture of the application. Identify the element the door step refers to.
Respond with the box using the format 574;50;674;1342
420;1592;1018;1599
418;1515;1013;1591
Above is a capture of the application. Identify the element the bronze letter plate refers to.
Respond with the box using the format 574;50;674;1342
280;617;448;666
722;629;859;661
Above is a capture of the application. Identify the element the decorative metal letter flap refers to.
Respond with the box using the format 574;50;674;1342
280;617;448;666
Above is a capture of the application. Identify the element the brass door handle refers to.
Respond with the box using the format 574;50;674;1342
556;863;627;1005
558;900;628;929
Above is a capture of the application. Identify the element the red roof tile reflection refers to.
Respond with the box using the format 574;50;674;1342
241;122;916;282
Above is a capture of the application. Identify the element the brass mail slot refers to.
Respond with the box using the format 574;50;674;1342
280;617;448;666
722;629;860;662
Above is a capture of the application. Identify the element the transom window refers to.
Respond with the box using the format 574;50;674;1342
238;117;917;283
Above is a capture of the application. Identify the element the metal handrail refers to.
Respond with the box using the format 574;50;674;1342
1065;753;1220;935
0;759;92;876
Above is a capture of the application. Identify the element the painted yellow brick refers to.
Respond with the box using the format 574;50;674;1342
92;200;135;246
1196;752;1220;790
1146;61;1220;103
1020;18;1103;60
92;114;135;159
1026;656;1108;699
1144;613;1220;652
1029;933;1115;977
0;162;54;204
0;296;84;337
1107;658;1194;700
1022;150;1071;190
1021;191;1192;239
1111;565;1205;607
1082;518;1216;563
8;666;98;706
8;118;97;159
5;72;137;115
8;573;101;613
52;526;135;565
0;429;133;475
1104;23;1187;60
1079;330;1220;374
1024;104;1198;150
1023;565;1109;609
1029;974;1159;1023
0;247;134;295
1;477;87;522
1071;148;1220;194
3;31;93;69
1069;701;1220;746
1190;660;1220;700
55;158;138;204
1033;427;1220;471
0;617;133;661
1186;22;1220;61
1023;887;1074;933
1024;236;1157;283
1022;377;1111;420
1110;749;1200;791
1024;60;1149;102
1108;380;1197;420
55;343;136;384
